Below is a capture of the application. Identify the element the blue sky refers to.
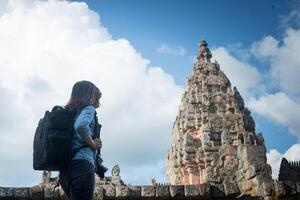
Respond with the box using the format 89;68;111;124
84;0;298;153
0;0;300;186
85;0;290;83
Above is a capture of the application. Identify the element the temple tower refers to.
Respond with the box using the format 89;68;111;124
166;40;273;196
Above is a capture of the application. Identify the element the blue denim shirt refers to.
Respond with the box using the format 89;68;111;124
72;105;96;167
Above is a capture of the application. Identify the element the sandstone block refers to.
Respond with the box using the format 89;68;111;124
184;185;199;197
199;183;211;197
141;186;155;198
239;179;253;194
274;181;286;197
14;187;30;200
116;186;130;198
156;186;169;198
283;181;296;195
31;186;43;200
223;181;240;197
245;166;257;180
257;181;273;197
44;186;59;200
169;185;184;198
128;185;141;197
102;185;116;198
211;184;225;198
295;182;300;193
94;187;104;200
0;187;14;199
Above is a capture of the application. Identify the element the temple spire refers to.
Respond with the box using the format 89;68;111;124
197;39;212;64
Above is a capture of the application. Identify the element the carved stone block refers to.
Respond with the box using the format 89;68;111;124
128;185;141;198
94;187;104;200
274;181;286;197
0;187;14;199
44;186;59;200
102;185;116;198
116;186;130;198
169;185;184;198
155;186;169;198
141;186;155;197
184;185;199;197
31;186;43;200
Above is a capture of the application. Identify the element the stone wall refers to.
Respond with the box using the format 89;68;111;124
1;181;300;200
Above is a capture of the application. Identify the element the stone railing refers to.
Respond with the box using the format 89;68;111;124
1;181;300;200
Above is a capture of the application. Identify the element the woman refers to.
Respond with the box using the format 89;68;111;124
59;80;102;200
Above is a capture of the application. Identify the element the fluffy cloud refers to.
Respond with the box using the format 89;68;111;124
267;144;300;179
247;27;300;139
251;29;300;97
211;47;262;99
156;44;186;56
251;36;279;61
0;0;182;186
248;92;300;138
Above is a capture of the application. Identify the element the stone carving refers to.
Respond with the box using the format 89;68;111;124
112;164;120;176
256;132;265;146
221;129;231;145
42;170;51;185
166;40;273;197
197;40;212;64
95;164;125;186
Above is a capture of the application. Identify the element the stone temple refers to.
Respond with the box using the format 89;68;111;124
2;40;300;200
166;40;273;196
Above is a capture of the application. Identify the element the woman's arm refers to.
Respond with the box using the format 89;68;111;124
74;105;101;149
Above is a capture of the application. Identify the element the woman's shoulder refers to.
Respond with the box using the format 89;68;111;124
81;105;96;113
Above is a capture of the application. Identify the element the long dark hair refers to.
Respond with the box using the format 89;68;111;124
65;80;102;114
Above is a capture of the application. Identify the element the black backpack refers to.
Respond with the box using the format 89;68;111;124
33;106;76;171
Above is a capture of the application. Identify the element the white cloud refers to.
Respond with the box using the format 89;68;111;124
211;47;262;99
251;29;300;96
248;92;300;139
247;28;300;138
267;144;300;179
251;36;279;61
0;0;182;186
156;44;186;56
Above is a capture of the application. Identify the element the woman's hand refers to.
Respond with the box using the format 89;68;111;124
85;137;102;150
92;138;102;150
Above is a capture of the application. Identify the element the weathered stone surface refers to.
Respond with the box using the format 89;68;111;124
211;184;225;198
296;182;300;193
274;181;286;197
156;186;169;198
223;179;240;197
31;186;43;200
283;181;296;195
141;186;155;197
169;185;184;198
166;39;272;198
116;186;130;198
14;187;30;200
102;185;116;198
44;186;59;200
199;183;211;197
257;181;273;197
0;187;14;199
184;185;199;197
128;185;141;197
94;187;104;200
